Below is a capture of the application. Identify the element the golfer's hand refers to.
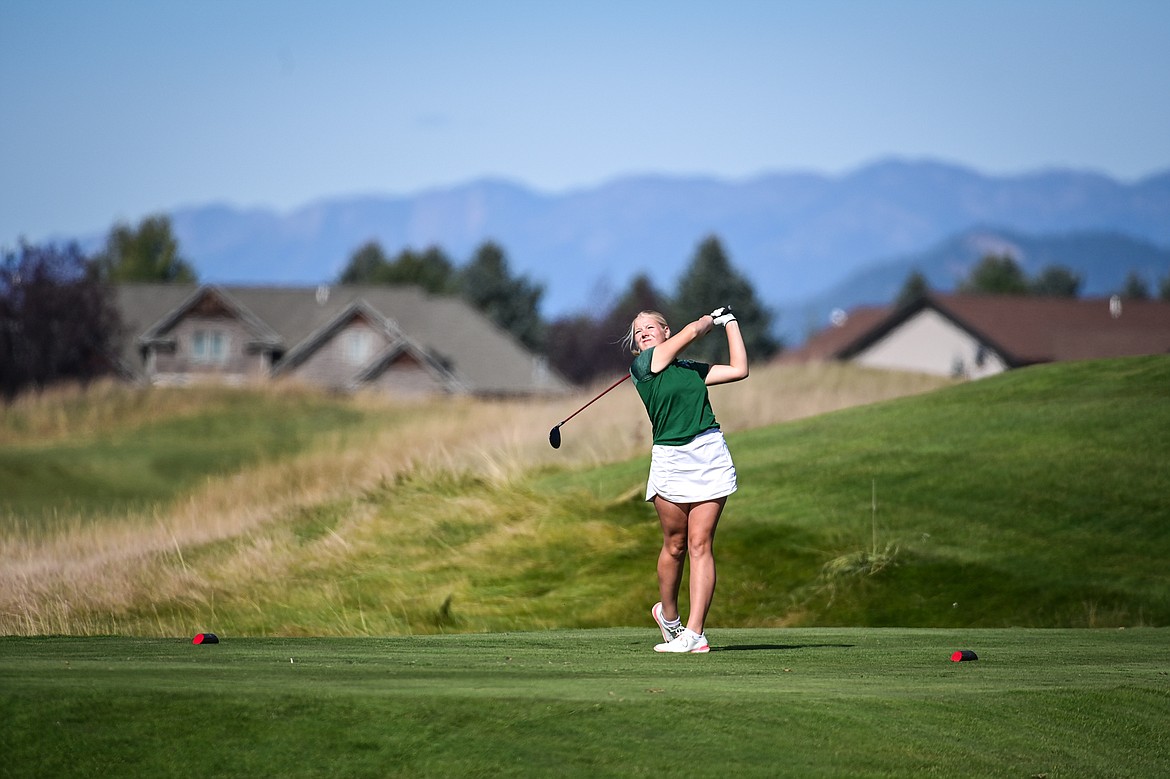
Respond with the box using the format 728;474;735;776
709;306;736;326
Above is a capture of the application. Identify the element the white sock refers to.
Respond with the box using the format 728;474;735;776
663;615;682;630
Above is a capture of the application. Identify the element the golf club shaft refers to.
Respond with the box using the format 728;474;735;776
558;373;630;426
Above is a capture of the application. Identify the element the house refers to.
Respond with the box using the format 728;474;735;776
113;284;570;396
779;305;892;364
786;294;1170;379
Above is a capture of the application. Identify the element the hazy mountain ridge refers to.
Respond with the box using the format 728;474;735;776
785;227;1170;339
81;158;1170;342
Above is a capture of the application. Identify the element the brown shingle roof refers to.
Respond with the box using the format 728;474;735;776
839;294;1170;366
777;305;890;363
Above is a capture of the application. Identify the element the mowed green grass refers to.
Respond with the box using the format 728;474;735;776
2;629;1167;778
533;355;1170;629
3;360;1169;776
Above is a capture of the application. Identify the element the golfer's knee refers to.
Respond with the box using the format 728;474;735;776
663;539;687;560
688;539;712;559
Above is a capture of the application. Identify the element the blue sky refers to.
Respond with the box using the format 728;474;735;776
3;0;1168;246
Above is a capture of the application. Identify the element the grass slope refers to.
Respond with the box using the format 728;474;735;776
728;354;1170;627
2;357;1166;635
534;356;1170;629
0;387;366;530
3;629;1168;778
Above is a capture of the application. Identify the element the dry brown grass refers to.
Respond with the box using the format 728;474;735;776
0;378;334;446
0;362;954;635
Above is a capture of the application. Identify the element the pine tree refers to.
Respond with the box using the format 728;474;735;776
959;254;1028;295
95;214;197;283
1030;265;1082;298
338;241;391;283
895;270;930;307
673;235;780;363
1120;270;1151;300
458;241;545;351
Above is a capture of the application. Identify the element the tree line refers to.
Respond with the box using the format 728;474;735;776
5;214;1168;400
2;215;205;399
334;234;782;385
895;254;1170;307
2;214;780;398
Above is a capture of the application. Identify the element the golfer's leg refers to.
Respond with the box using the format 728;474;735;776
654;496;688;621
685;497;725;635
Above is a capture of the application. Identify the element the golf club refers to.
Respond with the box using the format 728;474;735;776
549;373;630;448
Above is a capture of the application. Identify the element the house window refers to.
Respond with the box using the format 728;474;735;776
192;330;229;364
344;330;372;364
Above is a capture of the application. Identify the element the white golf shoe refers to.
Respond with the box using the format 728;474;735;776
651;602;684;644
654;629;710;654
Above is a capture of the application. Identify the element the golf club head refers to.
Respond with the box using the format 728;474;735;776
549;425;561;449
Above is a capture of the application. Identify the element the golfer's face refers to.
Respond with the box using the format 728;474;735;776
634;316;668;350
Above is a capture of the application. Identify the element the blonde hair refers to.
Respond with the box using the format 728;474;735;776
622;310;669;355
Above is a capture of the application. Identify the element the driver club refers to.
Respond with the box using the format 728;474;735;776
548;373;631;449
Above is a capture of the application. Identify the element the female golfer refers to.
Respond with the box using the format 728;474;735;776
624;306;748;653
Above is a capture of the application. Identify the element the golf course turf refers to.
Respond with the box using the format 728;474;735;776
4;357;1169;776
3;628;1167;777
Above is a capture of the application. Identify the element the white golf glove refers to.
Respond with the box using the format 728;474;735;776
709;306;736;326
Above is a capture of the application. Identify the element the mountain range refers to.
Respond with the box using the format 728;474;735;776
86;158;1170;344
787;227;1170;338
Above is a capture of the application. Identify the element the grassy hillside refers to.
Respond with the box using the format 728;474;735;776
734;354;1170;627
2;358;1166;635
0;384;367;529
542;355;1170;629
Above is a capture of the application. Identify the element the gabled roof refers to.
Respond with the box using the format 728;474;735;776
113;284;196;371
353;340;465;392
273;298;405;373
837;294;1170;366
113;283;570;395
778;305;891;363
137;285;282;348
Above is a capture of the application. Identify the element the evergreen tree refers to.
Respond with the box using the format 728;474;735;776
458;241;545;351
895;270;930;307
383;246;456;294
338;241;391;283
673;235;780;363
602;274;675;341
338;243;455;294
959;254;1028;295
1159;273;1170;302
546;274;673;386
1120;270;1150;300
1030;265;1082;298
601;274;673;369
95;214;197;282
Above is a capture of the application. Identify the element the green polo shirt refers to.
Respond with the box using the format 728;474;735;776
630;347;719;446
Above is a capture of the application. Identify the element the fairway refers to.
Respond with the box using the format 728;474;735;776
3;628;1167;778
3;359;1168;776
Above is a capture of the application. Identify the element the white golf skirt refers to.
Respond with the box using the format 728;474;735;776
645;428;738;503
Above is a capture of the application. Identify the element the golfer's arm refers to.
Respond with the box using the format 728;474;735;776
649;316;714;373
706;321;749;385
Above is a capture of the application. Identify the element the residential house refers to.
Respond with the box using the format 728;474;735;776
779;305;891;363
114;284;570;395
783;294;1170;378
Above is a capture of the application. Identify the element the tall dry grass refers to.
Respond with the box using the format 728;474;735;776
0;379;339;446
0;362;953;635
